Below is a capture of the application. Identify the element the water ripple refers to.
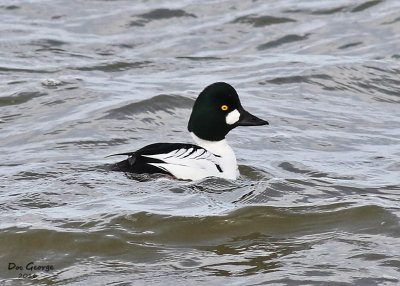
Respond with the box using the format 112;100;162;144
1;0;400;284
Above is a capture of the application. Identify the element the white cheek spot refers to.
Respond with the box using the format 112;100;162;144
226;109;240;125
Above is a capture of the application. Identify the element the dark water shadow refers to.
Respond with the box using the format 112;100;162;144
284;0;383;15
351;0;383;13
73;60;151;72
102;94;193;120
231;14;296;27
0;91;47;107
130;8;196;26
257;34;310;50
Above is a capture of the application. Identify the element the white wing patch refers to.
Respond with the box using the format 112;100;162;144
142;147;223;180
144;147;218;163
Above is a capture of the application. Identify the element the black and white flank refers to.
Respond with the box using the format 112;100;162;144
110;82;268;180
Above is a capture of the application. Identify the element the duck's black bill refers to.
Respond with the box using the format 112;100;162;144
237;108;269;126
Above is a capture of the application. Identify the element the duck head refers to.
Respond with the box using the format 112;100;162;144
188;82;268;141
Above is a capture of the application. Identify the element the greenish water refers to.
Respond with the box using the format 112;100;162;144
1;0;400;285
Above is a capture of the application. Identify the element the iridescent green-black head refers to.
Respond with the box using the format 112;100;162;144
188;82;268;141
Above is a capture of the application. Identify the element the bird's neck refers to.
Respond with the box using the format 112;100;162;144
190;132;231;155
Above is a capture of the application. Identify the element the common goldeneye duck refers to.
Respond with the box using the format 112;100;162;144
110;82;268;180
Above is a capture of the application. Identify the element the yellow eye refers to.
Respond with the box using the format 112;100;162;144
221;105;228;111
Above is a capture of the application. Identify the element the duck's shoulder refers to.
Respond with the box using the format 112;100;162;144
111;142;215;159
136;143;204;156
138;143;220;163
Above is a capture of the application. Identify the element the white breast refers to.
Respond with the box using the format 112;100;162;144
190;133;238;180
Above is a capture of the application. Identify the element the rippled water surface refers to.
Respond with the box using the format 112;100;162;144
1;0;400;285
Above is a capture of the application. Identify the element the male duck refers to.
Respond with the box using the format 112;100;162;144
110;82;268;180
